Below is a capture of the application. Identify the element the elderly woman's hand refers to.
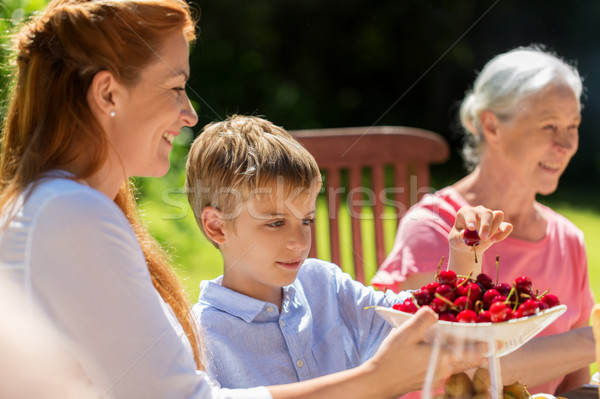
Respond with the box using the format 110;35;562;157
448;206;513;276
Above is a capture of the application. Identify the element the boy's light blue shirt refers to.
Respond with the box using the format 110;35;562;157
193;258;410;389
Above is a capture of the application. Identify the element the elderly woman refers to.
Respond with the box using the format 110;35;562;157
372;46;595;395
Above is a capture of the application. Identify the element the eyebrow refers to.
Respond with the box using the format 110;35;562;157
260;210;316;218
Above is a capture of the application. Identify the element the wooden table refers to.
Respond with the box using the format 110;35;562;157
559;385;598;399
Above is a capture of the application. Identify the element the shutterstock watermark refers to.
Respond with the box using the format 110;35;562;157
158;174;441;222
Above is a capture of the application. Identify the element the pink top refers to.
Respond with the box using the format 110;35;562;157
372;186;595;395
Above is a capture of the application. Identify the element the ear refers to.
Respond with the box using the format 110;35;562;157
86;70;123;121
201;206;227;245
479;110;501;147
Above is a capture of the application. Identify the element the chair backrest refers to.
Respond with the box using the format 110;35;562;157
290;126;449;284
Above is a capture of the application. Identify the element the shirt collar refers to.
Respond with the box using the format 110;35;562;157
198;276;298;322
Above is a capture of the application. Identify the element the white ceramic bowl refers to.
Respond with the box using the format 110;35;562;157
375;304;567;357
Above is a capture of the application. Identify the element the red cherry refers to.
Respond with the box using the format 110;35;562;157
514;276;533;296
438;270;457;286
439;312;456;322
393;299;418;314
542;294;560;308
516;299;538;317
453;296;473;312
435;284;456;301
412;289;431;306
431;297;450;314
424;282;440;292
494;283;511;297
506;308;515;319
476;273;494;290
465;283;482;302
456;310;478;323
477;311;492;322
463;229;481;246
489;301;509;322
537;300;549;311
455;284;469;298
482;289;500;309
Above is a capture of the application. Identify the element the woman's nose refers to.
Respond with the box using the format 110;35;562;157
181;97;198;127
554;130;578;154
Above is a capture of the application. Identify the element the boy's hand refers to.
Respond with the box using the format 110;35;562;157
448;206;513;276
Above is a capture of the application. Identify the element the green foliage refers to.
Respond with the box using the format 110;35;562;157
0;0;49;120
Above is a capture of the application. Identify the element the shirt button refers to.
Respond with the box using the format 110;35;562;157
280;320;286;327
296;359;304;368
266;307;274;312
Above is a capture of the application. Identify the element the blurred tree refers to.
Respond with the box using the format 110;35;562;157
189;0;600;192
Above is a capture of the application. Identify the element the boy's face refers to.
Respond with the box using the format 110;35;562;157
220;183;319;306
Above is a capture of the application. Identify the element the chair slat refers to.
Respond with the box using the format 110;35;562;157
290;126;449;286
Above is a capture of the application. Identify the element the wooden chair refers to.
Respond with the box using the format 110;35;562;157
290;126;449;284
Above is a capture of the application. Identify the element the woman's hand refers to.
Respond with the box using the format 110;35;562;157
448;205;513;276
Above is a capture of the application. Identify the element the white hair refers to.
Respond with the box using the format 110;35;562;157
459;45;583;171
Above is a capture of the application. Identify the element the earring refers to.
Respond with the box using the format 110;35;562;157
109;110;116;118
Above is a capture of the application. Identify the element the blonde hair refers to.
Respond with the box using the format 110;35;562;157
459;45;583;171
0;0;203;369
185;115;321;245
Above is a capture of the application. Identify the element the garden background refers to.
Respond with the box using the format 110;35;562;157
2;0;599;341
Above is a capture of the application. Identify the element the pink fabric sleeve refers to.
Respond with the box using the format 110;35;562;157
371;194;457;292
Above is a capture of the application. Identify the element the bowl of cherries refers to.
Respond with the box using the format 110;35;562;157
374;262;566;357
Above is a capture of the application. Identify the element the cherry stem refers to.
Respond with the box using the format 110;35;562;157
466;285;472;310
507;286;519;311
473;246;478;263
495;255;500;285
474;300;484;313
409;293;422;309
537;289;549;300
435;256;445;281
454;271;473;290
434;292;457;309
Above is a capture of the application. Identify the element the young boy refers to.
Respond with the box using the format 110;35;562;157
185;115;509;389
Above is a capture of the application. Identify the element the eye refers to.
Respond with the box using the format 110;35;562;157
173;87;186;93
302;218;315;226
267;220;284;228
543;124;557;132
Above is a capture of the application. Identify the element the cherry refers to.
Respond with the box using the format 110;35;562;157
477;311;492;323
489;301;509;322
516;299;538;317
463;229;481;246
456;310;478;323
454;283;469;298
537;300;549;311
494;283;512;297
412;289;431;306
423;282;440;297
476;273;494;290
465;283;482;302
463;229;481;263
439;312;457;322
541;294;560;308
393;299;418;314
438;270;458;286
435;284;456;301
515;276;533;296
431;297;450;314
453;296;473;312
482;289;500;309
